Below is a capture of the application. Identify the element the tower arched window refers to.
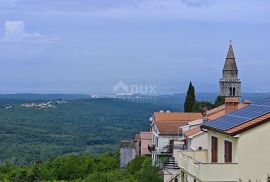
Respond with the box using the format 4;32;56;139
229;87;232;96
233;87;236;96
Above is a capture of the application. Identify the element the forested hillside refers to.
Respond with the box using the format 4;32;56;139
0;99;162;164
0;93;269;164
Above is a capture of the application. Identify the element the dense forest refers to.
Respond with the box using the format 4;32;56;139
0;98;165;164
0;93;269;164
0;153;162;182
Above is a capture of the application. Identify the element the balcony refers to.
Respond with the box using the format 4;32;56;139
151;145;173;155
176;150;239;182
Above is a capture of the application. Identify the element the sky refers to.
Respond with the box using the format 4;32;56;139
0;0;270;95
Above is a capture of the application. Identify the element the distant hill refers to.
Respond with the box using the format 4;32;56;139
0;92;270;164
1;92;269;110
0;98;161;164
0;93;90;100
147;92;270;111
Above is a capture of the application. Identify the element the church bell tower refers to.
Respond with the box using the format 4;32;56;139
219;42;241;98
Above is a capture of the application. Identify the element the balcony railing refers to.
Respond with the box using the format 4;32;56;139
151;145;173;155
177;151;239;182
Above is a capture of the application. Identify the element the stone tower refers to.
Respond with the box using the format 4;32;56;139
219;43;241;98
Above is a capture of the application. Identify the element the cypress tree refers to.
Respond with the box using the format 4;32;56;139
184;81;196;112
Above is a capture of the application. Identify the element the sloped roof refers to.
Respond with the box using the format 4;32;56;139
183;103;248;137
223;43;238;71
153;112;202;135
184;127;202;137
202;98;270;135
207;103;247;121
153;112;202;122
224;113;270;135
139;131;152;140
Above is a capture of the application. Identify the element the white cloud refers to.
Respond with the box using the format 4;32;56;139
1;20;58;43
0;21;59;61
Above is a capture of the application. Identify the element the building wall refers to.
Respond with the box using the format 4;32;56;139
140;138;152;155
190;132;208;150
207;130;238;163
152;124;180;150
219;80;241;97
120;147;137;167
206;121;270;181
157;135;179;150
237;120;270;181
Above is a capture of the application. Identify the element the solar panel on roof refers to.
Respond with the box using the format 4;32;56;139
254;99;270;107
204;97;270;131
205;115;247;131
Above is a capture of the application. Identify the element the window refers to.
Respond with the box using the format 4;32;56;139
211;136;218;162
224;140;232;163
233;87;236;96
229;87;232;96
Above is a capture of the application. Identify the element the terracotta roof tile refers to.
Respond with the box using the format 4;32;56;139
156;122;186;135
207;103;247;121
153;112;202;135
183;104;247;138
184;127;202;137
139;132;152;140
153;112;202;122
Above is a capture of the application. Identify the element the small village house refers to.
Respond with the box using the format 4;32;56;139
150;111;202;166
135;131;152;156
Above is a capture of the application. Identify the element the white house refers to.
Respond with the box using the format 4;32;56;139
150;111;202;166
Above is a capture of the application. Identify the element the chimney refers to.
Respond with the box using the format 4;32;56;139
225;97;240;114
201;107;208;122
244;99;252;105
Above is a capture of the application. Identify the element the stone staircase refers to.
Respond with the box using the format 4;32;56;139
163;157;180;169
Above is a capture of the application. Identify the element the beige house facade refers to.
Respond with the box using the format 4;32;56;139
172;99;270;182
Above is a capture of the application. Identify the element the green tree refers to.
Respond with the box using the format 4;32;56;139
41;154;95;180
126;156;147;175
214;95;225;107
184;81;196;112
8;166;35;182
134;158;162;182
194;101;214;112
107;169;137;182
85;171;109;182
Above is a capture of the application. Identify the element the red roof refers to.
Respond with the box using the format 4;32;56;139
184;127;202;137
207;103;247;121
153;112;202;122
153;112;202;135
183;103;248;137
139;131;152;140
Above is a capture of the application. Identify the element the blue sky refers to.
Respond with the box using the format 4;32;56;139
0;0;270;94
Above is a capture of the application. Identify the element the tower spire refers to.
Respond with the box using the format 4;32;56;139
226;41;235;59
219;42;241;98
224;42;237;71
